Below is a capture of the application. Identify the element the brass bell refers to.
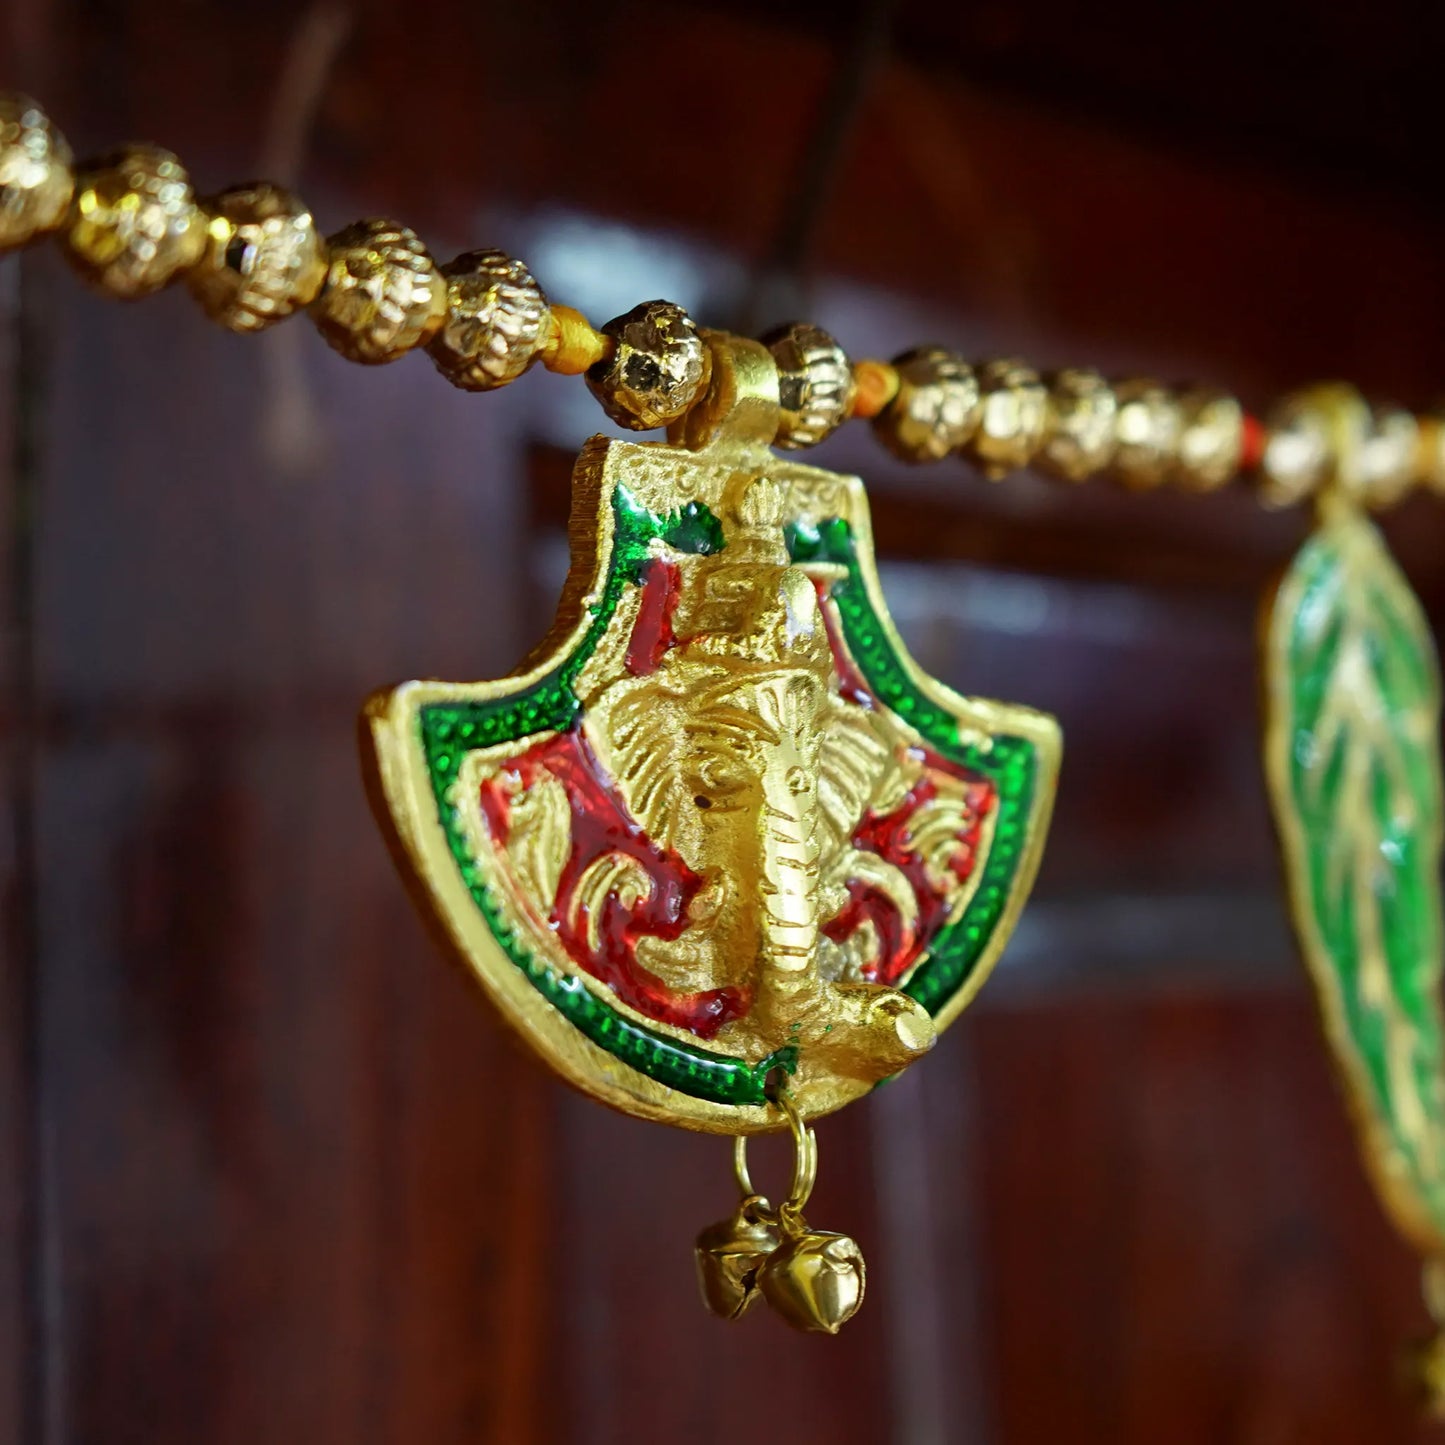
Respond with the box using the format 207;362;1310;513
759;1224;866;1335
694;1200;780;1320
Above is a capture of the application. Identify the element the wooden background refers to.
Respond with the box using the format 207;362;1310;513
5;1;1445;1441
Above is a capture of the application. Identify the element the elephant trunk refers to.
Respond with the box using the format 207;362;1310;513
753;737;827;1036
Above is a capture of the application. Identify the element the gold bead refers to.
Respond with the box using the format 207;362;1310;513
0;94;73;249
967;359;1047;480
310;219;446;364
1173;388;1243;493
1110;379;1183;491
871;347;980;463
428;249;549;391
586;300;707;430
1418;411;1445;498
64;144;205;298
1255;384;1414;509
1257;383;1366;509
1039;368;1116;482
1354;404;1419;509
188;182;326;332
763;322;855;449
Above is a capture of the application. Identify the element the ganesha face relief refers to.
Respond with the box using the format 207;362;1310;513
366;436;1059;1132
582;500;941;1083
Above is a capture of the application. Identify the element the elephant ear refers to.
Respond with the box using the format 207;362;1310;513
586;672;691;851
505;768;572;910
816;692;903;856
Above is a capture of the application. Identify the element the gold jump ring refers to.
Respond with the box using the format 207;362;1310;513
732;1090;817;1218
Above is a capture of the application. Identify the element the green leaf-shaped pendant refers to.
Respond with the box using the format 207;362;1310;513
1263;495;1445;1256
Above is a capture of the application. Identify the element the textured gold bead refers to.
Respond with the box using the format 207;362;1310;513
586;300;707;430
188;182;326;332
1110;379;1183;491
428;249;549;391
871;347;980;463
1172;388;1243;493
1039;368;1116;482
764;322;855;449
1353;404;1419;509
967;359;1047;479
0;94;73;249
1418;411;1445;498
1257;384;1365;509
310;219;446;364
1255;384;1416;509
64;144;205;298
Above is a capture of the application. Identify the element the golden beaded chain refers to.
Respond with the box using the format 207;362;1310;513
2;90;1437;507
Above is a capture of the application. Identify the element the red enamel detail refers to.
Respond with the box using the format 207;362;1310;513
480;729;748;1039
813;577;875;710
626;558;681;676
824;767;995;986
813;573;997;985
1240;412;1266;472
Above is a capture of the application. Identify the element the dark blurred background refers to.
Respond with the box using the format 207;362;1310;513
5;2;1445;1441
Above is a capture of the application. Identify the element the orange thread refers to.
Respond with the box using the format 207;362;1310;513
849;359;900;419
541;306;611;375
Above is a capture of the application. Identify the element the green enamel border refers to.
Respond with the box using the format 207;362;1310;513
415;498;1035;1106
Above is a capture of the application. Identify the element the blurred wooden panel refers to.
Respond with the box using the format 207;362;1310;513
0;242;35;1445
731;0;1445;217
36;729;558;1444
968;992;1434;1445
23;263;558;1444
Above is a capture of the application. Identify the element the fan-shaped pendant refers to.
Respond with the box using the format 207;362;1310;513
364;334;1059;1137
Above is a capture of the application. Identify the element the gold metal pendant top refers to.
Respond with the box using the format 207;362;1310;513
365;335;1060;1133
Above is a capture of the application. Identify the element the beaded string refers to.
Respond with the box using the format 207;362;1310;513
1;91;1437;509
